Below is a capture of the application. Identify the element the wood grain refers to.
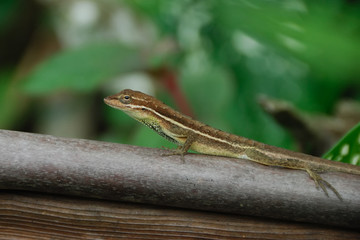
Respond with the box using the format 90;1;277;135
1;191;359;240
0;129;359;229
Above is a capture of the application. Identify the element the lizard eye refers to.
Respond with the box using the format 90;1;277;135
120;94;131;104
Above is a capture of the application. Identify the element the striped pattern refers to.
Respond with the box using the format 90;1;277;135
104;89;360;176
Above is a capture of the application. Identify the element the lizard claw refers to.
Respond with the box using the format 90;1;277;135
161;147;186;163
306;169;342;200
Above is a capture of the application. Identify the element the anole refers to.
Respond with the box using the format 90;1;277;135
104;89;360;200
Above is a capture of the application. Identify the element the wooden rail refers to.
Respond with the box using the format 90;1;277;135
1;191;359;239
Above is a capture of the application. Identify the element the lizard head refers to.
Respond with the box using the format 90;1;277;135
104;89;161;121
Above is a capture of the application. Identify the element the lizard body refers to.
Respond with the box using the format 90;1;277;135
104;89;360;200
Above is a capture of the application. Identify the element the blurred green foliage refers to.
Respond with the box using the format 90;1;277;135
23;43;142;94
0;0;359;164
0;0;19;30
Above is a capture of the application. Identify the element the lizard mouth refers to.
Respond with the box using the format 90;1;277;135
104;96;123;110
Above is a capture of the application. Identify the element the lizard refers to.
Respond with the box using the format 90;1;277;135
104;89;360;200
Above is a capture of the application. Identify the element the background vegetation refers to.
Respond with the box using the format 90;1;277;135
1;0;359;164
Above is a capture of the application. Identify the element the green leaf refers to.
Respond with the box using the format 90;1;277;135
323;122;360;166
22;42;142;95
214;0;360;80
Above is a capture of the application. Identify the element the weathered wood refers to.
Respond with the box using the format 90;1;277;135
0;129;359;229
0;191;359;240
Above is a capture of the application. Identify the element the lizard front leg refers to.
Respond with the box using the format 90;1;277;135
161;130;197;162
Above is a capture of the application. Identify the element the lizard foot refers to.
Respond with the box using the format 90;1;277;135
161;147;186;163
306;169;343;201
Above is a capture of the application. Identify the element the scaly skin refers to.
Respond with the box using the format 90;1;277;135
104;89;360;200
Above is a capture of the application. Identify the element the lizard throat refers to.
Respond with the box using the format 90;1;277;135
137;119;179;145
